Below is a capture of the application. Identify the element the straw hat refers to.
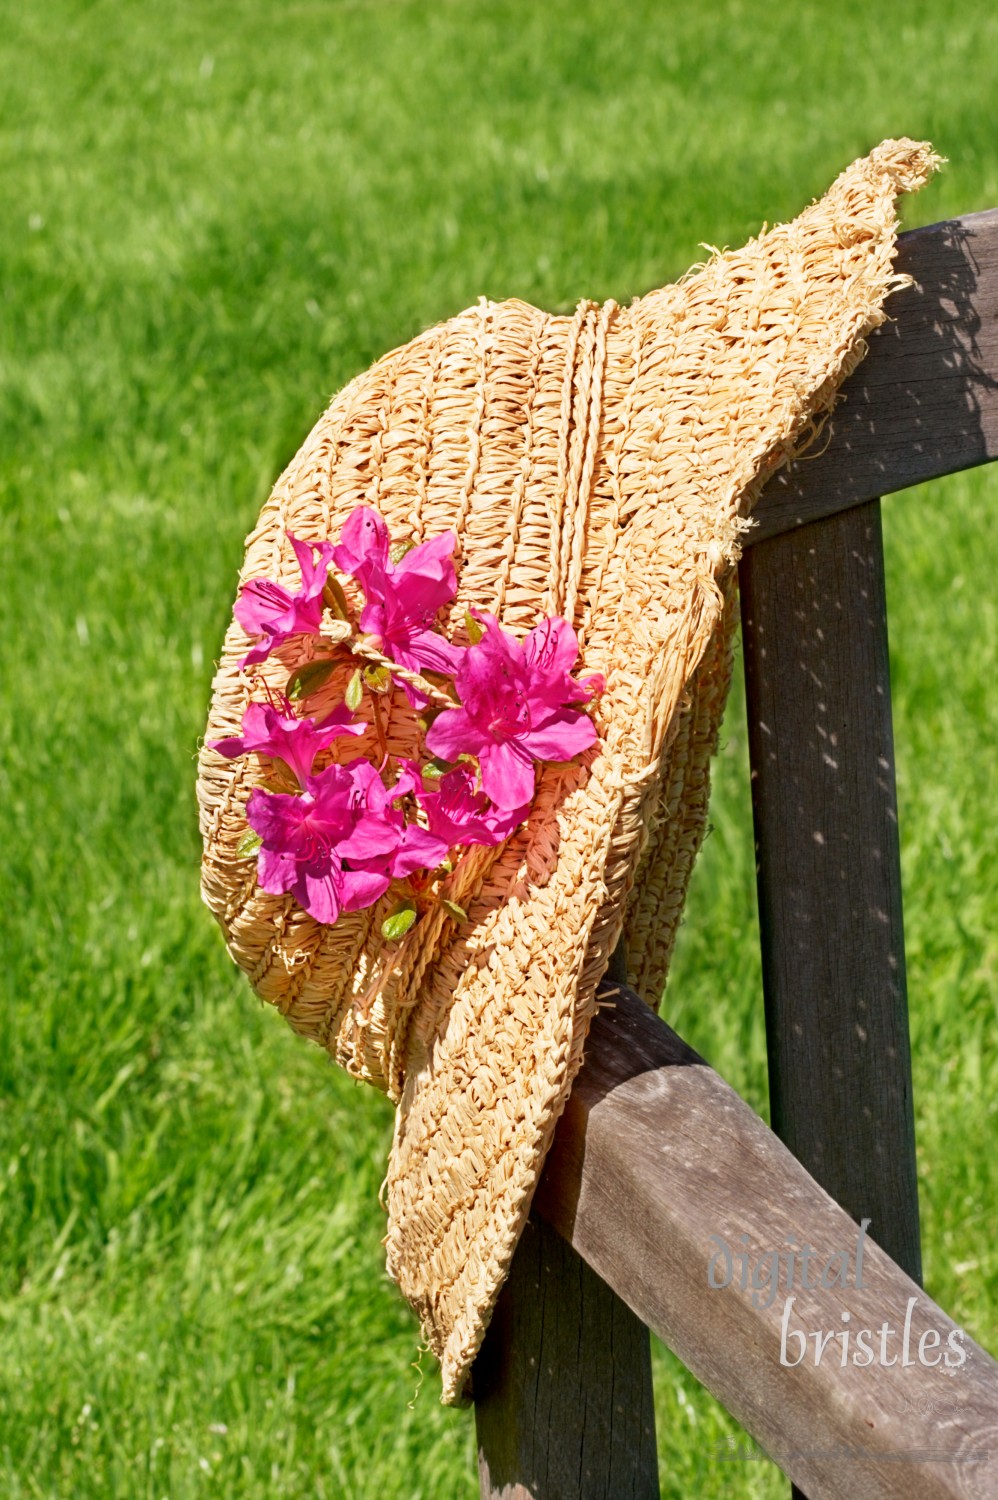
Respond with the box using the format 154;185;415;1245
198;139;939;1404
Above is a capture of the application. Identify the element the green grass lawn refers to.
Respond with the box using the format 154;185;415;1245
1;1;996;1494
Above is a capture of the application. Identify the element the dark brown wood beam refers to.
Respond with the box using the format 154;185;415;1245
535;982;998;1500
740;498;919;1500
750;209;998;544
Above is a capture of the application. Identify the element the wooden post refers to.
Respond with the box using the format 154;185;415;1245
740;500;921;1496
474;942;659;1500
475;1214;659;1500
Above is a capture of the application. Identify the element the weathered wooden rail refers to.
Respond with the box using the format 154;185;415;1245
473;209;998;1499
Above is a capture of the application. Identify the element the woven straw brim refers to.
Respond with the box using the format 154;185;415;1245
197;139;939;1404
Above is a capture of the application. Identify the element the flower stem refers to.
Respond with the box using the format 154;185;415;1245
349;637;454;710
370;691;389;763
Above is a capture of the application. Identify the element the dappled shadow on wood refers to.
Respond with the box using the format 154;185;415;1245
474;1214;659;1500
739;500;923;1288
752;210;998;543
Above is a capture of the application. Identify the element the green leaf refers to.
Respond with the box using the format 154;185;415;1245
258;775;294;794
322;576;351;620
381;902;417;942
363;664;392;695
416;706;442;734
345;668;364;712
286;658;334;702
422;757;452;780
390;539;416;564
441;899;467;922
236;829;262;859
464;610;484;644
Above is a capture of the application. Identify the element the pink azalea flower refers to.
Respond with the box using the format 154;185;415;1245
401;761;528;848
521;615;606;706
209;699;365;787
247;763;387;924
235;534;336;667
356;758;451;878
246;760;449;925
425;613;601;810
333;506;463;690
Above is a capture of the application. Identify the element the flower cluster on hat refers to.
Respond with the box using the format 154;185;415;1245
213;506;604;933
245;761;449;926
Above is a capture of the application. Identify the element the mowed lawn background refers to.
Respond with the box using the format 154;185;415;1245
1;1;996;1495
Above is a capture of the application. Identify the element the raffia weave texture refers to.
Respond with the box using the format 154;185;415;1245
198;139;939;1403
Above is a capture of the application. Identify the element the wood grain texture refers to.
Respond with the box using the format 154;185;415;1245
741;498;920;1500
739;500;921;1286
750;209;998;544
535;984;998;1500
475;1214;658;1500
